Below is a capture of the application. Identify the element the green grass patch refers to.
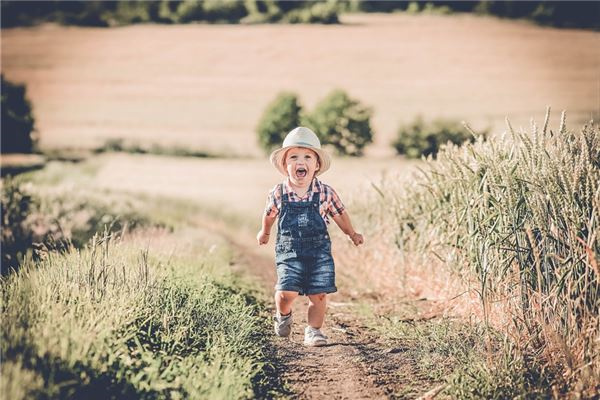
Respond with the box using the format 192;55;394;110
94;138;223;159
367;311;558;399
1;232;284;399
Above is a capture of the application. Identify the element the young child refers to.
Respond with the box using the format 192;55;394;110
256;126;364;347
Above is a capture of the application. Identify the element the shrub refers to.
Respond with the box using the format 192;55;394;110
176;0;248;23
305;89;373;156
392;116;486;159
241;0;281;23
202;0;247;23
109;1;159;25
283;1;339;24
256;92;303;153
175;0;204;23
1;75;36;154
0;178;35;274
0;175;157;274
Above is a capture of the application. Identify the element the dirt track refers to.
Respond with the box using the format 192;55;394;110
197;215;444;399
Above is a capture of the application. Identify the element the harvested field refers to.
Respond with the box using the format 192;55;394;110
2;13;598;156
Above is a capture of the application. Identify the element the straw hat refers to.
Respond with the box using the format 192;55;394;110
269;127;331;176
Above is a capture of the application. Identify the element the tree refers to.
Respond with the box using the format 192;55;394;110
256;92;303;153
1;75;36;154
305;89;373;156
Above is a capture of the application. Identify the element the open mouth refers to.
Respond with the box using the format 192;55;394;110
295;167;307;178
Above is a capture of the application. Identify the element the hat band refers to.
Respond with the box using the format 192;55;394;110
290;141;319;148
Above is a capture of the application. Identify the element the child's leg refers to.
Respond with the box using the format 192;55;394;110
275;290;298;315
307;293;327;328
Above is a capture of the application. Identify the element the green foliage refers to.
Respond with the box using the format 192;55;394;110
256;92;303;153
1;0;341;26
202;0;248;23
94;138;215;158
242;0;281;23
0;178;35;274
1;234;282;399
109;1;160;25
0;172;167;274
305;89;373;156
392;116;486;159
173;0;204;23
1;75;36;154
283;1;339;24
446;355;555;400
474;1;599;29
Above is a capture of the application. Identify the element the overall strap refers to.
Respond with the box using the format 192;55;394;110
279;183;287;205
310;180;321;204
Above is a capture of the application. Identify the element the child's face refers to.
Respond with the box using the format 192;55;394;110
284;147;320;186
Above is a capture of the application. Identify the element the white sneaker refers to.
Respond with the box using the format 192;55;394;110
304;326;328;347
273;312;293;337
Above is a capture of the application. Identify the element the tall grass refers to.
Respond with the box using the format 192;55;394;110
1;231;282;399
390;109;599;395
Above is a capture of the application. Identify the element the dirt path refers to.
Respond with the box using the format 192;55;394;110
193;216;442;399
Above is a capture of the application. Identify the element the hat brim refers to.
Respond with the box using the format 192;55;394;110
269;145;331;177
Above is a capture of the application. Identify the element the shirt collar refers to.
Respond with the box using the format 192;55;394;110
284;177;320;198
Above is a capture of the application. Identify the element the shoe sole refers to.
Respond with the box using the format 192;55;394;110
303;339;327;347
275;328;292;337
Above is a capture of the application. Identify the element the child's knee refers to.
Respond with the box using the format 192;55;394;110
275;290;297;303
308;293;326;303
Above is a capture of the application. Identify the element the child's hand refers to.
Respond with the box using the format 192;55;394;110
349;232;364;246
257;230;270;245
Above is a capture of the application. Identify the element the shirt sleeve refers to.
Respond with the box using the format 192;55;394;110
264;185;280;217
326;185;345;217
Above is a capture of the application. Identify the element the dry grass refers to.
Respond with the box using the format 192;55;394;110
2;13;598;156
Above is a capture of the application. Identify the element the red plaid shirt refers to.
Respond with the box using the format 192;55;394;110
265;178;345;225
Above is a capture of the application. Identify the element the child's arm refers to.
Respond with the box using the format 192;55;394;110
257;213;277;245
332;211;364;246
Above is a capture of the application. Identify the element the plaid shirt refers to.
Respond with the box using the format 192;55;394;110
265;178;345;225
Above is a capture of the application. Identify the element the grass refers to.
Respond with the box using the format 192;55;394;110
352;294;560;398
93;138;223;159
0;229;284;399
370;109;600;397
1;162;287;399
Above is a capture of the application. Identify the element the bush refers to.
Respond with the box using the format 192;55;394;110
202;0;247;23
109;1;161;25
0;175;158;274
1;178;35;274
176;0;247;23
392;116;485;159
174;0;204;23
305;89;373;156
256;92;303;153
1;75;36;154
283;1;339;24
242;0;281;23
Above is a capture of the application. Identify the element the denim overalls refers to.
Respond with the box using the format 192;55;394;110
274;183;337;295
